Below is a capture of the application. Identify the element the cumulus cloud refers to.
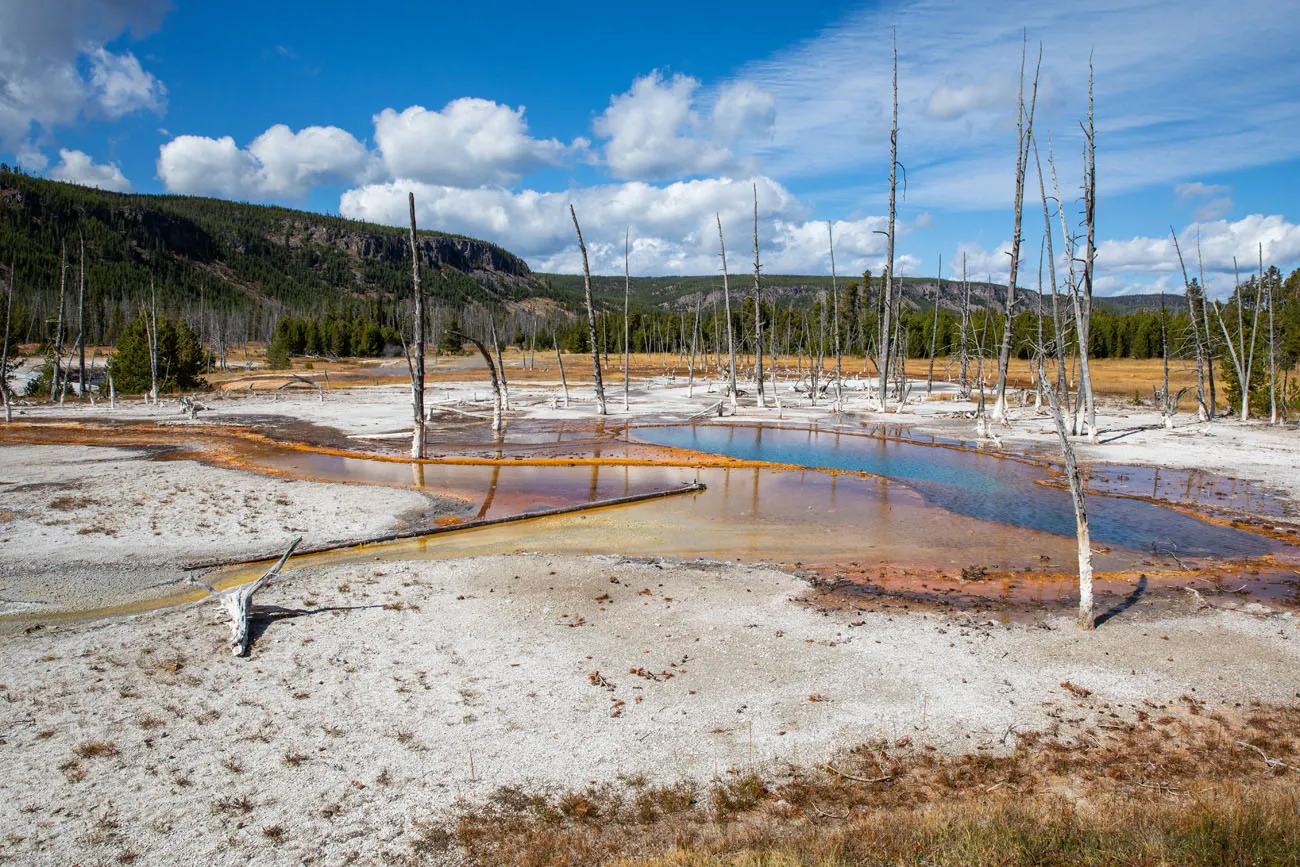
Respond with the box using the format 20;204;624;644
339;174;891;276
47;148;130;191
0;0;169;146
157;124;374;199
595;71;774;181
373;99;573;187
1093;214;1300;296
87;46;166;118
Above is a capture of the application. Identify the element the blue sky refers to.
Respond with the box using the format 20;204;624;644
3;0;1300;296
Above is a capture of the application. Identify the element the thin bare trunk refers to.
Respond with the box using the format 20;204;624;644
569;205;606;415
490;317;510;414
51;244;66;402
148;277;159;404
1267;244;1278;424
555;345;570;406
685;298;699;398
716;214;739;410
828;222;843;408
1034;137;1068;408
408;192;426;458
1;257;13;422
623;229;631;412
1079;56;1097;437
752;184;766;408
77;234;86;398
927;255;941;394
878;30;899;413
959;254;971;397
1039;357;1093;629
1171;229;1209;421
993;38;1040;422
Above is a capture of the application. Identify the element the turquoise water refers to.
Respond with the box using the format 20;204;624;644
636;424;1278;558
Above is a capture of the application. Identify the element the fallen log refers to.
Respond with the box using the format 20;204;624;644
191;537;301;656
182;482;707;573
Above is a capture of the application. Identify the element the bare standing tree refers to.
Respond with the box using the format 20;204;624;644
927;255;942;395
828;221;843;408
569;204;607;415
1050;138;1087;435
77;234;86;398
147;276;159;405
752;184;766;408
1033;137;1069;408
716;213;739;411
1266;245;1278;424
959;253;971;396
993;37;1040;423
1171;229;1210;421
1213;257;1259;420
1039;354;1094;629
50;243;67;402
623;228;631;412
408;192;427;459
1078;58;1099;438
1;258;14;423
878;28;899;414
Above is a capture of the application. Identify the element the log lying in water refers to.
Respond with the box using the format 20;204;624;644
182;481;707;573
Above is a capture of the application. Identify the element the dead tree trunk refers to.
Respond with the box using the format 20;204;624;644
752;184;766;408
1160;295;1174;428
193;537;302;656
555;345;570;407
51;244;66;402
1171;229;1210;421
687;297;700;398
1214;258;1253;420
456;331;505;431
623;229;631;412
959;253;971;397
570;205;606;415
1034;137;1069;411
927;255;942;395
1039;358;1094;629
993;38;1040;423
1267;245;1278;424
77;235;86;399
408;192;427;458
147;277;159;405
1050;139;1086;435
1079;57;1098;438
716;213;739;411
878;29;899;413
490;317;510;412
1;258;13;423
828;221;843;409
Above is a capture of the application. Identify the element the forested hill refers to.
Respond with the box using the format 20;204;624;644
0;169;553;329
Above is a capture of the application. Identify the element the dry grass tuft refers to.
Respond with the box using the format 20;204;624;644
444;706;1300;866
75;740;119;759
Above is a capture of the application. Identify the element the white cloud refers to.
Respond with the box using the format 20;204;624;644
1175;181;1230;201
595;71;774;181
926;74;1016;121
157;124;374;199
0;0;169;146
373;99;572;187
87;47;166;118
47;148;130;191
339;174;889;276
1094;214;1300;296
